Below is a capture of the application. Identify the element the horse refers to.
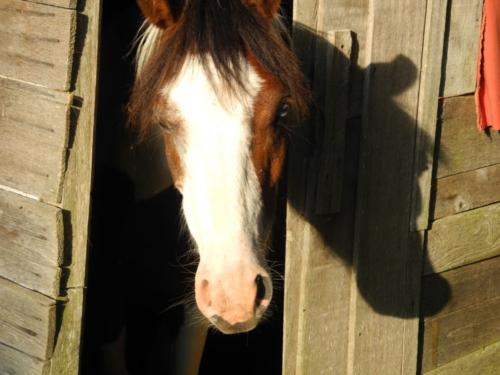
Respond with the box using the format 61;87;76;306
83;0;308;372
128;0;309;337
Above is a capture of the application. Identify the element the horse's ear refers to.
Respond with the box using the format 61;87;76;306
243;0;282;23
137;0;182;29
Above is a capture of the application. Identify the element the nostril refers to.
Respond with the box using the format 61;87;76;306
255;274;266;306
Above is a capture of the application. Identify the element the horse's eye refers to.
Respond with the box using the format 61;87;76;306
158;121;171;133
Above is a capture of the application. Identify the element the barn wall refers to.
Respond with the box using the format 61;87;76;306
0;0;100;373
285;0;500;374
285;0;430;373
418;0;500;371
420;96;500;373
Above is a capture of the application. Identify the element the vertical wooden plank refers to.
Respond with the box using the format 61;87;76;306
285;120;360;375
410;0;448;231
285;1;368;373
314;30;353;215
441;0;483;97
348;0;427;374
48;0;101;373
320;0;371;117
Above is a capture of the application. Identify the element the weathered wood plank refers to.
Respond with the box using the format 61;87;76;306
0;278;56;360
0;0;76;90
0;189;63;298
26;0;77;9
49;0;101;373
434;163;500;220
0;343;49;375
410;0;448;231
0;130;67;203
285;1;364;371
426;203;500;275
422;256;500;324
436;96;500;178
285;119;359;375
0;77;72;148
441;0;483;97
318;0;373;118
422;296;500;372
348;0;428;373
0;77;71;202
424;339;500;375
48;288;83;375
421;256;500;371
314;30;352;214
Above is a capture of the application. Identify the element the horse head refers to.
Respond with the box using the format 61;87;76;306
129;0;309;334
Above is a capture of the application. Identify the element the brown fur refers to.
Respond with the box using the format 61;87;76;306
137;0;174;29
243;0;282;22
247;52;287;189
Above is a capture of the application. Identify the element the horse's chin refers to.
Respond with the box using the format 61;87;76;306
209;315;259;335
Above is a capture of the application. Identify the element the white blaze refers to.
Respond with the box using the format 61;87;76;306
164;57;263;267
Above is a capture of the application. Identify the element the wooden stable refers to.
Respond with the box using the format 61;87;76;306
1;0;499;374
285;0;500;374
0;0;99;373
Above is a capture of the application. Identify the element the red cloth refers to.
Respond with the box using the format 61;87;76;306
476;0;500;131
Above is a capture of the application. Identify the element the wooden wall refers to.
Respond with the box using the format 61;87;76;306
0;0;100;373
418;1;500;372
285;0;500;374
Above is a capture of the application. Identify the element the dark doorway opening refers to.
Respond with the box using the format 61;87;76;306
81;1;293;374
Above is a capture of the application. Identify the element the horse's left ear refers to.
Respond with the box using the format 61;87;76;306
243;0;282;23
137;0;182;29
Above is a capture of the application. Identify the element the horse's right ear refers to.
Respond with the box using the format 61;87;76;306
137;0;182;29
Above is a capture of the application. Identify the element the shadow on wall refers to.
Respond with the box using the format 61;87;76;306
287;23;451;318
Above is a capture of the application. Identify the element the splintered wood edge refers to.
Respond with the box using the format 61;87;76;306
25;0;77;9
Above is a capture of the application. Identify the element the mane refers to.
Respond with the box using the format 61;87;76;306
134;21;162;76
128;0;310;139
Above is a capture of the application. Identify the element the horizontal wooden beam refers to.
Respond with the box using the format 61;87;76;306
422;257;500;371
0;78;72;148
0;278;56;360
423;339;500;375
426;202;500;274
436;96;500;179
0;343;49;375
422;255;500;320
0;0;76;90
422;296;500;372
434;163;500;220
0;189;63;298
